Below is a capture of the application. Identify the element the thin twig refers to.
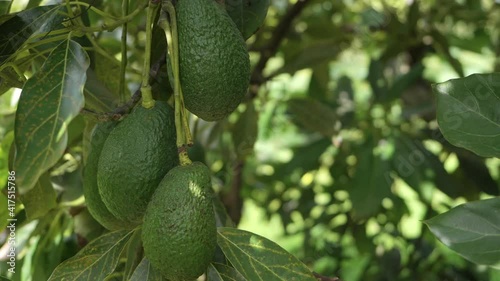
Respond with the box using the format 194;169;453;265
80;51;167;121
250;0;312;94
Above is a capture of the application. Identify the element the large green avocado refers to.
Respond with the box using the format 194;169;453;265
83;122;130;230
142;162;216;281
176;0;250;121
97;101;178;226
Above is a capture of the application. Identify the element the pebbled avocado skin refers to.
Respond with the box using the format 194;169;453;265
177;0;250;121
84;121;131;230
142;162;217;281
97;101;178;226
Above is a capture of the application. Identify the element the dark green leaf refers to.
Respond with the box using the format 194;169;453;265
393;135;462;199
67;114;86;147
93;52;124;98
433;73;500;157
426;198;500;269
14;39;89;193
73;209;105;242
214;196;235;227
0;67;24;95
367;59;387;100
124;229;144;280
226;0;269;40
349;140;393;220
270;138;330;181
208;265;224;281
0;193;8;230
456;153;499;196
386;63;424;101
217;227;316;281
208;263;247;281
27;0;45;9
307;63;330;101
130;258;165;281
0;5;61;65
48;230;133;280
274;39;341;76
288;98;338;138
232;102;258;159
51;167;83;203
19;172;57;220
0;1;11;16
84;68;119;112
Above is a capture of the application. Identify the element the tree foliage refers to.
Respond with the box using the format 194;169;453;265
0;0;499;281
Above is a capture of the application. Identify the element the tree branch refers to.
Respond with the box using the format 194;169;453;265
250;0;312;94
221;160;244;225
81;51;167;121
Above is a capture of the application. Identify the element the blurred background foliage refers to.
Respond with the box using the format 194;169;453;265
1;0;500;280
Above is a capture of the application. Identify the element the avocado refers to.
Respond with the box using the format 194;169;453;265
83;122;130;230
97;101;178;226
176;0;250;121
142;162;217;281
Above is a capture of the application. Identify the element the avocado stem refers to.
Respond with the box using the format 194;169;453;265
160;1;192;165
118;0;129;104
140;1;159;108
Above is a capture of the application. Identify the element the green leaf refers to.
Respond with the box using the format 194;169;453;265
84;68;119;112
14;39;89;193
425;198;500;269
0;1;11;15
214;196;235;227
0;5;61;65
367;59;388;100
270;138;331;180
392;135;462;199
0;193;8;230
225;0;269;40
208;263;247;281
93;52;124;98
433;73;500;158
51;166;84;203
232;102;258;159
349;140;393;220
19;172;57;220
275;39;341;76
386;63;424;102
307;63;330;101
217;227;316;281
0;67;24;95
287;98;338;138
26;0;45;9
124;229;144;280
130;258;165;281
48;230;133;280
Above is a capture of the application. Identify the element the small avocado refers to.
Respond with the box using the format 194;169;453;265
177;0;250;121
142;162;217;281
97;101;178;226
83;122;130;230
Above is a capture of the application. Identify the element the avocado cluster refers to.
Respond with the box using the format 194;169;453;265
84;101;178;230
84;0;251;278
84;102;217;280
